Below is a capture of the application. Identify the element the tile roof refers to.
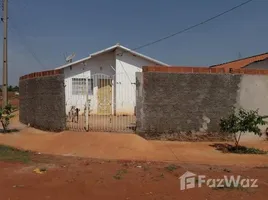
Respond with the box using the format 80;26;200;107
210;52;268;70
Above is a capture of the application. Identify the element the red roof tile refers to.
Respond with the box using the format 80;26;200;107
210;52;268;70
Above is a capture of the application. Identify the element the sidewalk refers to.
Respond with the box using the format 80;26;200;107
1;127;268;166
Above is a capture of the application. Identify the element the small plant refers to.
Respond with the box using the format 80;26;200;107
0;104;14;133
165;164;178;172
220;108;268;148
113;169;127;180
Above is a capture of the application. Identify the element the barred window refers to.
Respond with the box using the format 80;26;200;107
72;78;93;95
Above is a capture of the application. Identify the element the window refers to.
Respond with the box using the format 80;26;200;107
72;78;93;95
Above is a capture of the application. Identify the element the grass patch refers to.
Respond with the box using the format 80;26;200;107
165;164;178;172
113;169;128;180
0;145;31;163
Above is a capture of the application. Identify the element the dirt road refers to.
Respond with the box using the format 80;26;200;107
1;154;268;200
1;114;268;199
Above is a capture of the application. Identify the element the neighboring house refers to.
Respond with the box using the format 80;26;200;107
210;52;268;71
55;44;169;116
244;58;268;69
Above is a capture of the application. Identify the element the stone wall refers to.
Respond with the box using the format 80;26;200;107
19;70;66;131
136;67;268;140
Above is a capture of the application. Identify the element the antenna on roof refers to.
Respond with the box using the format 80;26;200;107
63;52;67;62
65;53;76;63
238;52;242;59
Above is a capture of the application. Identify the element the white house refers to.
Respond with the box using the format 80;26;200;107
56;44;169;116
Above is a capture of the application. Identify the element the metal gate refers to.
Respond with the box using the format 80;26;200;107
66;73;136;132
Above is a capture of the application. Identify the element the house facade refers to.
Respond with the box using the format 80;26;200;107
210;52;268;71
56;44;169;116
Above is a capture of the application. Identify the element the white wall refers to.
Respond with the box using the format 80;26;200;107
237;75;268;141
64;51;115;114
64;48;164;116
237;75;268;115
115;49;158;115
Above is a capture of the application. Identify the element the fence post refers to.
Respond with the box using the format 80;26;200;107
85;77;89;131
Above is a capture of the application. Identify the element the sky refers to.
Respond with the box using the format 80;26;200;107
0;0;268;85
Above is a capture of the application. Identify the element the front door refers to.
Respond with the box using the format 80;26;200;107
97;79;112;115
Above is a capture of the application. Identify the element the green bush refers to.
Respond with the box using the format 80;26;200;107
0;104;14;133
220;108;268;148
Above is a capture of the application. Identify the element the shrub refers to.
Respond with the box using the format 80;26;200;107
220;108;268;148
0;104;14;133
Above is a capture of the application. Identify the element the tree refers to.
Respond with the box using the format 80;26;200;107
7;85;13;92
0;104;14;133
13;86;19;92
219;108;268;148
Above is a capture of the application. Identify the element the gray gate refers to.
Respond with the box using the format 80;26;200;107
66;73;136;132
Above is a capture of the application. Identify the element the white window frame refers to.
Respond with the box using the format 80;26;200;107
72;78;93;95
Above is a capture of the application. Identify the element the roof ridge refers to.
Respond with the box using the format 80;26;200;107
210;52;268;68
55;44;169;69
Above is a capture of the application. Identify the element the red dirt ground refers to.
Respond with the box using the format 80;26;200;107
1;112;268;199
1;155;268;200
0;94;19;108
1;129;268;166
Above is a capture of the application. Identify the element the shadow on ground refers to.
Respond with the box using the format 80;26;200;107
210;143;268;155
210;143;234;153
0;129;20;134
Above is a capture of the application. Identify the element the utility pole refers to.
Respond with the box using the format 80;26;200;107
2;0;8;108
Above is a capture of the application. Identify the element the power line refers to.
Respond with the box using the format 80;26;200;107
133;0;255;51
5;0;255;70
9;20;46;69
7;0;46;69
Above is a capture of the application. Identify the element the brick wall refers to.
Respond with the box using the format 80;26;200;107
143;66;268;74
136;66;268;141
19;69;66;131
